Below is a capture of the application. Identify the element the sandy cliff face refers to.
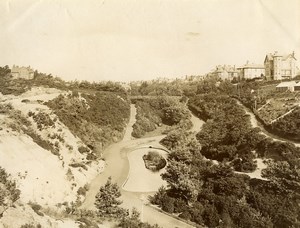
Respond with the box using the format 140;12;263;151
0;87;105;227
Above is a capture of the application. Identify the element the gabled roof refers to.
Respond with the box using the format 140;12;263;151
276;81;297;88
264;52;297;63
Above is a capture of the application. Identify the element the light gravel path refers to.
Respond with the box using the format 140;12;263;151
81;104;195;228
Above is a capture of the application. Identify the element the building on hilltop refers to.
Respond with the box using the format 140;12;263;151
11;65;34;80
237;62;265;80
264;51;297;80
210;65;239;81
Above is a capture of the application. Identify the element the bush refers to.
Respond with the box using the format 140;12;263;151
31;111;55;131
179;211;192;220
0;167;20;209
69;163;88;170
78;146;90;154
161;196;175;213
29;203;44;216
142;151;166;171
21;99;30;103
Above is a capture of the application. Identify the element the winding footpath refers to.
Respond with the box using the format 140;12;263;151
81;105;195;228
235;99;300;147
82;101;288;227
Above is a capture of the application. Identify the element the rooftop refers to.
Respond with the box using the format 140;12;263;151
276;81;297;88
238;62;265;69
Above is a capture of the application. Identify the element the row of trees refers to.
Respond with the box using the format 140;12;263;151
0;65;129;97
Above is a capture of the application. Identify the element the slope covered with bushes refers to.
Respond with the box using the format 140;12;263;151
152;81;300;227
131;96;191;138
47;91;130;154
188;94;261;171
270;107;300;141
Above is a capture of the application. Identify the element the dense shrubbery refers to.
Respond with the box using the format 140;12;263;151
130;80;185;96
118;207;160;228
0;65;129;97
69;80;128;97
153;83;300;227
30;111;56;131
47;91;130;155
270;107;300;141
227;79;300;142
131;96;191;138
152;154;300;227
0;167;20;214
188;94;261;171
142;151;166;171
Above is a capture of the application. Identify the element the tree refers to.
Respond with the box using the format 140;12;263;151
161;160;200;203
94;177;124;217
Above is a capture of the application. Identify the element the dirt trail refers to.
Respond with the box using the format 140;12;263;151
235;99;300;147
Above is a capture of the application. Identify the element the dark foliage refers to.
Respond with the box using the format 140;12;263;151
0;167;20;213
153;87;299;227
47;91;130;154
188;94;261;170
132;96;191;138
271;107;300;141
143;151;166;171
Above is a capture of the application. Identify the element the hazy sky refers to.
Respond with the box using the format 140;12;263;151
0;0;300;82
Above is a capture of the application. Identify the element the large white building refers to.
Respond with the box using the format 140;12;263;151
264;51;297;80
238;62;265;80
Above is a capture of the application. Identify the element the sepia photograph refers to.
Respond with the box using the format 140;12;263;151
0;0;300;227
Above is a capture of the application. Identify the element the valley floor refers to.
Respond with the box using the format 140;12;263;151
81;104;194;228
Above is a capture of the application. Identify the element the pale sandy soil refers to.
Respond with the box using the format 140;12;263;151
190;112;205;132
122;148;167;192
0;87;105;227
0;203;110;228
122;104;137;141
0;204;79;228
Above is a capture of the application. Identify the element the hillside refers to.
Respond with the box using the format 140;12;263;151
228;80;300;142
0;83;131;227
1;68;299;227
